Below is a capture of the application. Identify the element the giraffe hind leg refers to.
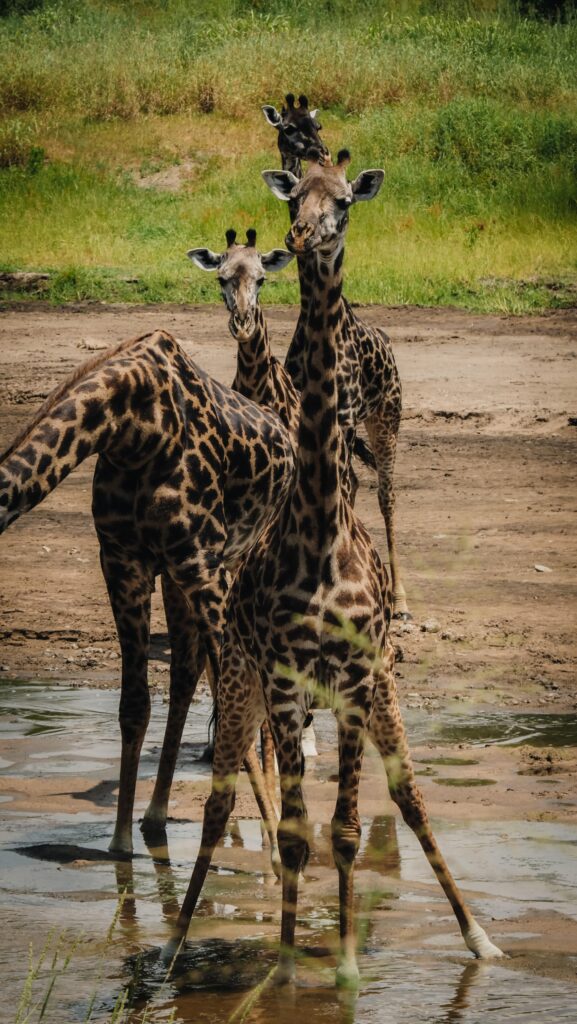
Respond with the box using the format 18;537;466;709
369;645;504;958
101;554;153;857
141;574;206;837
366;412;411;620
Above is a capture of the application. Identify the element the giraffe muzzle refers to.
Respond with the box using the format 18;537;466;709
229;311;255;340
286;227;315;254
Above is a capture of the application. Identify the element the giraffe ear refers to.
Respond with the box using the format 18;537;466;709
262;105;282;128
261;170;299;201
260;249;294;272
351;169;385;203
186;248;222;271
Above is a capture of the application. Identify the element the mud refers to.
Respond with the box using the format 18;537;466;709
0;303;576;1021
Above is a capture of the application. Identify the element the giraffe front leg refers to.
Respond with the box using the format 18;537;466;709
332;713;367;989
142;575;207;837
269;708;310;986
162;635;271;963
102;556;153;857
370;646;504;958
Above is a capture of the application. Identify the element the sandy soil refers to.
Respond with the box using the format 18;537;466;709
1;304;577;1013
1;302;576;711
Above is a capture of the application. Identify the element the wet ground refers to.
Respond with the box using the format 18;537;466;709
0;304;576;1020
1;683;577;1022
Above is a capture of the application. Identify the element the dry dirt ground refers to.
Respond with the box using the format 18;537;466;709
1;303;576;712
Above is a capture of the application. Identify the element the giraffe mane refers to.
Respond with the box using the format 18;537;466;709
0;332;158;464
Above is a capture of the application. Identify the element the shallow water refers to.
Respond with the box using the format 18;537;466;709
1;682;576;1022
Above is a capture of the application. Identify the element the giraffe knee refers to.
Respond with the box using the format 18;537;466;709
331;815;361;871
118;691;151;742
202;788;236;847
277;817;310;875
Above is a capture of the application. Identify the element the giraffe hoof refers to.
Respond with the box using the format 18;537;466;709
335;960;360;990
392;610;412;622
140;815;168;840
464;921;506;959
270;958;296;986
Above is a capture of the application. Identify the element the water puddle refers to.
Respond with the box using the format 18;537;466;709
432;777;497;787
1;682;576;1021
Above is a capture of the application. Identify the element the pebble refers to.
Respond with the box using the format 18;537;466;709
421;619;441;633
534;564;552;573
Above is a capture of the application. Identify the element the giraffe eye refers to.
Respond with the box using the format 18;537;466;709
336;197;351;211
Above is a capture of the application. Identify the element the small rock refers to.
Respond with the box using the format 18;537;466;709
421;619;441;634
79;337;108;352
41;545;51;554
399;622;415;635
534;564;552;573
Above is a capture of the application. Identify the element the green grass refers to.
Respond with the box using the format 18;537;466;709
0;0;576;312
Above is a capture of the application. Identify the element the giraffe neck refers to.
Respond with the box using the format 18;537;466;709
280;151;311;324
291;243;347;548
232;306;275;407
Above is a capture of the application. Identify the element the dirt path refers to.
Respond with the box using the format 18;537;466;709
1;303;576;713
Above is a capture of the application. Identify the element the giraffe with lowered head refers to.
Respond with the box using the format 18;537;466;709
164;153;503;986
263;93;410;619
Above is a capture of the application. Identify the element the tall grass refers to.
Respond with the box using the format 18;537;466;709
0;1;575;311
1;2;576;121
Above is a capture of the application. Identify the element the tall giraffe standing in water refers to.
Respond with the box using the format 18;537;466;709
0;330;291;858
263;93;410;619
165;154;503;985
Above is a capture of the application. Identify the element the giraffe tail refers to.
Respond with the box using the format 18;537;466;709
353;435;376;472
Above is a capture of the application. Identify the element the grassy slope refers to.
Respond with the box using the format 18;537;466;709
0;0;576;311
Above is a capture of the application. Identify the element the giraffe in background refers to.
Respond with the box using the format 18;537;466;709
263;93;410;619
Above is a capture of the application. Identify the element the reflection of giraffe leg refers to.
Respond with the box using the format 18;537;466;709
369;644;503;958
142;574;209;835
332;713;368;988
365;411;410;619
141;832;181;922
163;642;276;961
103;554;153;856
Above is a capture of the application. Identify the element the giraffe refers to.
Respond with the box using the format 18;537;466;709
187;226;320;762
0;330;292;860
187;227;298;439
163;154;503;986
263;93;410;619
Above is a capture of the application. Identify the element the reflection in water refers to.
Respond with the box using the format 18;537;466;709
3;683;577;1021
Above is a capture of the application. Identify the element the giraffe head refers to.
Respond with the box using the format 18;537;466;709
187;229;293;341
262;92;329;170
262;150;384;256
